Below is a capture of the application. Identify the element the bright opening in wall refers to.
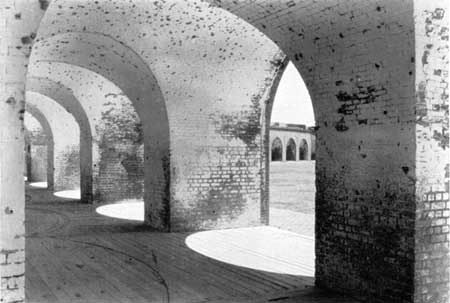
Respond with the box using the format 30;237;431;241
269;61;316;239
271;62;315;126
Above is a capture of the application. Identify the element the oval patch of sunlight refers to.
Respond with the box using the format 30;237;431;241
29;181;47;188
24;176;28;181
54;189;81;200
96;200;144;221
185;226;315;276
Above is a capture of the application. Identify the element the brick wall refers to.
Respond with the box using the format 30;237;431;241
31;0;284;231
94;101;144;203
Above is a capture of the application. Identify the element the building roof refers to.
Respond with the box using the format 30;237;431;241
270;122;316;133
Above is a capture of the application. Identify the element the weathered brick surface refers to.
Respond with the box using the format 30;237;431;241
32;0;282;230
208;0;447;302
0;1;448;302
414;1;449;302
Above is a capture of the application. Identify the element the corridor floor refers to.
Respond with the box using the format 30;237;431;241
25;185;358;303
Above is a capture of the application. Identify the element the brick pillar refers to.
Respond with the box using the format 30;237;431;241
1;1;45;302
0;84;26;303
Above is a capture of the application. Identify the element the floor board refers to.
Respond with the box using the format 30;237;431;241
25;186;358;303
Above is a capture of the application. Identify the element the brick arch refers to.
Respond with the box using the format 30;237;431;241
27;66;145;206
29;32;170;230
8;2;445;302
33;1;286;231
2;1;447;302
26;91;81;192
202;1;440;301
27;77;93;202
196;0;450;301
286;138;297;161
25;104;54;189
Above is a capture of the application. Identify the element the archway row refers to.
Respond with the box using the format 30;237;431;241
270;137;311;162
29;31;170;229
26;74;155;205
11;1;447;303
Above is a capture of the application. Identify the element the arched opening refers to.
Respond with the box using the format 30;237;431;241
4;2;438;303
299;139;309;160
271;137;283;161
29;32;170;229
23;3;319;300
286;138;297;161
25;106;54;189
268;61;316;244
27;77;93;202
27;92;81;197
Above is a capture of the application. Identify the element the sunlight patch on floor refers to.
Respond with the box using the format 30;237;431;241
96;200;144;221
29;181;47;188
94;202;314;276
186;226;315;276
54;189;81;199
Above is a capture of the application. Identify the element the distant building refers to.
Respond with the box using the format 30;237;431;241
269;123;316;161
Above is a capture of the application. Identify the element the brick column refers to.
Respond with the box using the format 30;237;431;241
0;2;45;302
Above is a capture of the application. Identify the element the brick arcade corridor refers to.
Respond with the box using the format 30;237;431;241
1;1;448;303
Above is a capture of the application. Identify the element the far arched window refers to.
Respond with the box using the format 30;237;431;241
299;139;308;160
286;138;296;161
271;138;283;161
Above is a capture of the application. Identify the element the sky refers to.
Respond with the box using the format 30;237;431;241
271;62;315;126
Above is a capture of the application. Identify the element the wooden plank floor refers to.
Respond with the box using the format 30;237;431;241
25;186;359;303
